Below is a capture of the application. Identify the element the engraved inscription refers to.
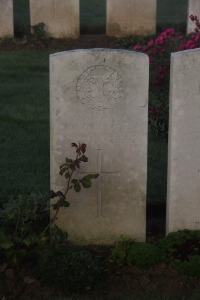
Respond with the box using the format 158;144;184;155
78;149;121;217
76;65;124;110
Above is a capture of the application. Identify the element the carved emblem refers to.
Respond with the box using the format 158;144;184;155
76;65;124;109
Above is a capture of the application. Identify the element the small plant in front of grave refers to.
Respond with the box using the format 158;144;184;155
31;22;47;40
0;193;50;264
47;143;99;242
159;229;200;277
111;236;160;269
29;22;48;48
111;235;136;266
126;242;160;269
0;143;98;266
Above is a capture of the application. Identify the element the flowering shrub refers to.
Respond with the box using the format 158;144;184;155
133;16;200;139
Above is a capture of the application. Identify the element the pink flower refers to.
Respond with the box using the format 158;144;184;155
190;15;197;21
155;36;165;45
133;44;142;51
196;21;200;27
147;40;154;48
151;49;158;55
190;15;195;21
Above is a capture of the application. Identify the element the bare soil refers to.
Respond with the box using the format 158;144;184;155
1;247;200;300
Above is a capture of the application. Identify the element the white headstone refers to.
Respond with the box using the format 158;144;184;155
0;0;13;37
50;49;148;244
29;0;79;38
167;48;200;233
187;0;200;34
106;0;156;37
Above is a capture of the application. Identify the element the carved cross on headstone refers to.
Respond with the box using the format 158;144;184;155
78;149;121;217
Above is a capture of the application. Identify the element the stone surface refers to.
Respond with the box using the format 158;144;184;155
106;0;156;37
50;49;148;244
29;0;79;38
166;49;200;233
187;0;200;34
0;0;13;37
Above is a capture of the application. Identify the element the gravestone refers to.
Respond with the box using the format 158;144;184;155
106;0;156;37
187;0;200;34
29;0;79;38
167;48;200;233
0;0;13;37
50;49;148;244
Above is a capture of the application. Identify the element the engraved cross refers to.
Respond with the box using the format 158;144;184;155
78;149;121;217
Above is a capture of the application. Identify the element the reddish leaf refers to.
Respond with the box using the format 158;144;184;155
74;159;80;169
71;143;78;148
80;143;86;154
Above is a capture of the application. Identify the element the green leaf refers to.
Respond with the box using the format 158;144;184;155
82;174;99;180
60;162;68;169
72;179;81;192
51;202;59;210
61;200;70;207
65;158;73;163
79;155;88;162
65;172;70;179
0;240;13;250
80;174;99;189
59;167;68;176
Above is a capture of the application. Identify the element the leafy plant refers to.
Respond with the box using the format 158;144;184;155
49;143;98;227
111;235;136;266
0;193;49;263
127;243;160;269
0;143;98;263
31;22;47;40
159;229;200;277
111;237;160;269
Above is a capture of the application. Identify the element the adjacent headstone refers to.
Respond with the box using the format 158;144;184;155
167;49;200;233
106;0;156;37
29;0;79;38
0;0;13;37
50;49;148;244
187;0;200;34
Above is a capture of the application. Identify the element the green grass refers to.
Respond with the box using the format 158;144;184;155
0;51;50;201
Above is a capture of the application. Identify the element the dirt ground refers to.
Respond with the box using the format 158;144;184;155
1;249;200;300
0;34;123;52
1;35;200;300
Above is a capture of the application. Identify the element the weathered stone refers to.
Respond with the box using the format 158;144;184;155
187;0;200;34
106;0;156;37
0;0;13;37
167;49;200;233
29;0;79;38
50;49;148;244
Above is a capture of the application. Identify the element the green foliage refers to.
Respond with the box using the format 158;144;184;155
111;236;136;266
37;247;102;294
127;243;160;269
31;22;47;41
112;237;160;269
0;193;49;263
159;230;200;277
50;143;98;226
